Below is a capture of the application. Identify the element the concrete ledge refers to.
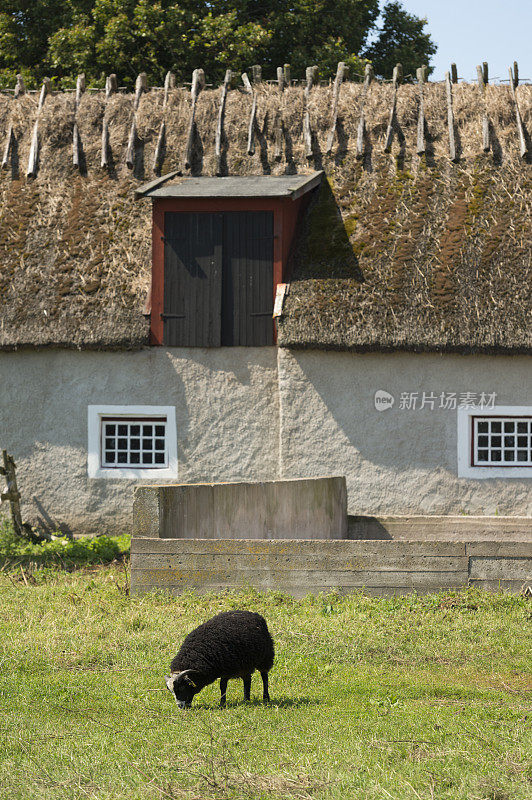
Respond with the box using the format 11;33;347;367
134;477;347;540
348;515;532;541
130;538;532;597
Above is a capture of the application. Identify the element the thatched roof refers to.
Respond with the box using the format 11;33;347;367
0;77;531;353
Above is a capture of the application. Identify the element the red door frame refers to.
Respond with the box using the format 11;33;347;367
150;196;303;346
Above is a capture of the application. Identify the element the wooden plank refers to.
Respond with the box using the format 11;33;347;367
132;552;469;573
131;537;467;557
445;72;457;162
215;69;232;176
326;61;347;154
184;68;205;170
466;542;532;558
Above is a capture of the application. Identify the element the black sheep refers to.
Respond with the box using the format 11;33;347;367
165;610;274;708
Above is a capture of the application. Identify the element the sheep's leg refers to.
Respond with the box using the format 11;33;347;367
260;671;270;702
243;674;251;702
219;677;228;708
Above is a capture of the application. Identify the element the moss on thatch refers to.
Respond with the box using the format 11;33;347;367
0;80;530;352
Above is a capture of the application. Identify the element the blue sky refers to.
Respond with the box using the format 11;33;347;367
391;1;532;82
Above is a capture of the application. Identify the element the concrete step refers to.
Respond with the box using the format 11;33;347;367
348;515;532;541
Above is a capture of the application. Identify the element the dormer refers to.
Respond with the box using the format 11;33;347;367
136;172;322;346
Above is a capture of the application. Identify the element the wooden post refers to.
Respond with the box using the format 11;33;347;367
27;78;50;177
215;69;232;175
326;61;347;154
283;64;291;86
75;73;85;106
101;119;110;168
72;74;85;169
476;64;490;152
509;66;528;158
482;62;488;85
101;74;116;168
14;74;25;98
276;66;286;91
37;77;51;111
184;68;205;170
126;119;138;169
513;61;519;88
252;65;262;84
134;72;148;110
242;72;256;156
163;71;175;106
303;65;318;160
384;63;402;153
105;74;117;97
450;63;458;84
355;65;374;160
416;67;426;155
1;450;23;538
445;72;458;162
1;126;13;169
153;72;175;174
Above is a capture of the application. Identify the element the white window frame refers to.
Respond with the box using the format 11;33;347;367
88;405;178;479
457;405;532;479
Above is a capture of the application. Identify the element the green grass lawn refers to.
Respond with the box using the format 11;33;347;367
0;564;530;800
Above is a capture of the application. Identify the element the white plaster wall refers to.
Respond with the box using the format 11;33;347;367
278;349;532;516
0;348;280;535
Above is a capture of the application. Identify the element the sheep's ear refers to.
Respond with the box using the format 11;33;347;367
164;675;175;691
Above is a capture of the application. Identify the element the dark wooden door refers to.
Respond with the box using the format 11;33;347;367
163;212;223;347
222;211;274;346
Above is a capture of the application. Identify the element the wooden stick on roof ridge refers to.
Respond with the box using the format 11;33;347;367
476;63;490;153
153;72;175;175
27;77;51;177
355;63;375;160
326;61;347;154
184;68;205;171
508;65;528;159
383;63;402;154
215;69;232;176
445;71;458;162
242;71;257;156
303;65;318;160
416;66;426;155
1;74;25;169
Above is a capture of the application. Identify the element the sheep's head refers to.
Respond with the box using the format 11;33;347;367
165;670;201;709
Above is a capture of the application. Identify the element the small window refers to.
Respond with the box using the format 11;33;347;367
88;406;177;479
458;406;532;478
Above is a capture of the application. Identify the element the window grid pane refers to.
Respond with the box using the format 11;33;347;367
473;418;532;467
101;418;168;469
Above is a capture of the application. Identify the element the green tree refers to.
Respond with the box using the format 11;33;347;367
364;1;437;79
0;1;436;88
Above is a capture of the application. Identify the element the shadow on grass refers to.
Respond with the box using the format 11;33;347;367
193;696;319;711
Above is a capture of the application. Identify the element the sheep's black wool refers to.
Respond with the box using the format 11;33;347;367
166;610;274;708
